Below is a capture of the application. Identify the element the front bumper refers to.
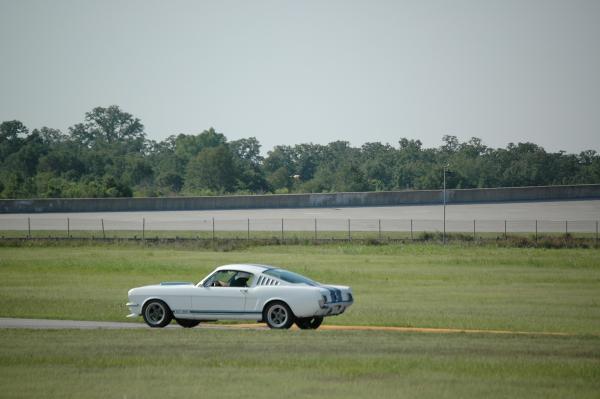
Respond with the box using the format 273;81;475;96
126;302;139;318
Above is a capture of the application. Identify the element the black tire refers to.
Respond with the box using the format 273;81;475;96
263;301;295;329
175;318;201;328
295;316;324;330
142;299;173;328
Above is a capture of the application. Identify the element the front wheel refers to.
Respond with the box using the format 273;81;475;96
295;316;323;330
175;318;201;328
264;301;294;329
142;299;172;328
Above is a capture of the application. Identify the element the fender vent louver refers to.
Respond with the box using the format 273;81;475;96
257;276;280;286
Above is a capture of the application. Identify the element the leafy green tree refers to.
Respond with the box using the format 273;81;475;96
230;137;269;192
2;105;600;199
264;146;295;190
103;176;133;197
70;105;145;150
185;145;236;193
37;143;85;177
393;138;429;189
33;127;67;145
0;120;28;141
361;142;396;190
230;137;262;165
267;167;292;191
174;128;227;163
441;135;460;154
0;120;28;162
157;171;184;193
333;161;369;192
264;146;294;172
291;143;325;181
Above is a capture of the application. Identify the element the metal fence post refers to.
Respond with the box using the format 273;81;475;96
247;218;250;241
473;219;476;241
565;220;568;236
67;218;70;238
281;218;284;242
28;217;31;239
535;220;538;242
212;217;215;240
101;218;105;239
504;220;507;240
142;218;145;241
314;218;317;241
348;219;351;241
378;219;381;240
596;220;599;247
410;219;413;240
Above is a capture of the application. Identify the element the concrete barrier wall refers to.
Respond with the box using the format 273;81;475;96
0;184;599;213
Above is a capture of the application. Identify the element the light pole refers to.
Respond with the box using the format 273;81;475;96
443;164;449;244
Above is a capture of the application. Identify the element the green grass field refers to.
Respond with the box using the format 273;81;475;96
0;243;599;398
0;329;598;399
0;244;599;333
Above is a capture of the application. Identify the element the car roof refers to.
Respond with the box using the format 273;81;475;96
214;264;276;275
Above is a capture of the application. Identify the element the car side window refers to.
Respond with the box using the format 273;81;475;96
204;270;235;287
204;270;254;287
230;272;254;287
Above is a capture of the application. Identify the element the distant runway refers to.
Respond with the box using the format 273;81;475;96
0;200;598;221
0;200;598;232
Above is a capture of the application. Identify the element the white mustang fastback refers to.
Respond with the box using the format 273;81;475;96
127;264;353;329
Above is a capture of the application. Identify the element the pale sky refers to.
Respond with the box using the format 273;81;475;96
1;0;599;154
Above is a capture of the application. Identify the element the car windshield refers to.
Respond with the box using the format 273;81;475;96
263;268;317;286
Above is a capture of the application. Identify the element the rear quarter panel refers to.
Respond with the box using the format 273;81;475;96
247;286;322;318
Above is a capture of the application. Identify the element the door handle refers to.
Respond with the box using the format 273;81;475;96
240;289;248;294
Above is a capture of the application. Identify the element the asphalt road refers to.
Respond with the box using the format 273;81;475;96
1;200;598;232
0;318;575;336
0;318;265;330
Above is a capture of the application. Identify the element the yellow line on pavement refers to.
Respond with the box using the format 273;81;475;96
228;323;576;336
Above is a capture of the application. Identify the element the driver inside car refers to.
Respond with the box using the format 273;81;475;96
211;271;252;287
229;272;252;287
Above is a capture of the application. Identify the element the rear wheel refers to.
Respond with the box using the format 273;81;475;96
142;299;172;328
264;301;294;329
175;318;201;328
295;316;323;330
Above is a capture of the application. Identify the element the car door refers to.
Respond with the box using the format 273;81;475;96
191;270;247;315
242;283;262;313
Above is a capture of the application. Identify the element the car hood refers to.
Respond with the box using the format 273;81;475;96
128;282;194;295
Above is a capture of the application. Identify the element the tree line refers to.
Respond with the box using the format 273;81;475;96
1;105;599;199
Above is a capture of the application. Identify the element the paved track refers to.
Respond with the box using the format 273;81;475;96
0;318;262;331
0;318;576;336
1;200;598;231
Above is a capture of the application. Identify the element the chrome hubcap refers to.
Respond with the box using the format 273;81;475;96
267;304;288;328
146;302;165;325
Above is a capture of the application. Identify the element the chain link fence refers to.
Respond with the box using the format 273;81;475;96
1;216;598;243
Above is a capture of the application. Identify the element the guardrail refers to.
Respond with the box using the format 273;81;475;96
1;216;598;243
